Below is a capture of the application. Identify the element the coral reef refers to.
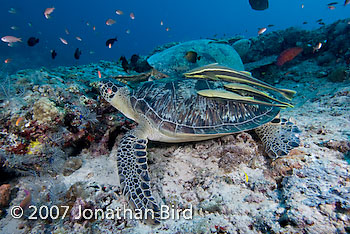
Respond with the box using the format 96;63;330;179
63;158;83;176
232;38;251;59
328;67;349;82
0;184;11;207
0;18;350;234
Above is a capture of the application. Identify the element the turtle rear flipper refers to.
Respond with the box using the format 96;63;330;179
116;129;161;225
255;117;301;159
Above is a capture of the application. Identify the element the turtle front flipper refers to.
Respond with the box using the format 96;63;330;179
116;128;161;224
255;117;301;159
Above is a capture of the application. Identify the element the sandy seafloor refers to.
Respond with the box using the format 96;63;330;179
0;51;350;233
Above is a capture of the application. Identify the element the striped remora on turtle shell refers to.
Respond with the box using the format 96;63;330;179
183;64;296;100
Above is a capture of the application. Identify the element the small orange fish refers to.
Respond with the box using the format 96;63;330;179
258;27;267;35
75;36;82;41
166;27;170;31
106;19;116;26
301;4;304;8
130;12;135;20
4;58;11;64
116;10;123;15
98;70;101;78
93;26;96;31
59;37;68;45
44;7;55;19
16;117;23;126
313;42;322;52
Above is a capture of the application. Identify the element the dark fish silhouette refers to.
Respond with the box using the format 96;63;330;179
51;50;57;59
130;54;140;66
74;48;82;59
106;37;117;48
184;51;201;63
119;56;129;72
27;37;39;46
327;2;338;5
249;0;269;10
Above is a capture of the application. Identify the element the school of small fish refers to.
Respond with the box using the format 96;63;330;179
1;5;174;63
1;2;348;64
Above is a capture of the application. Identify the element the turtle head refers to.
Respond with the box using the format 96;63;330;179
99;78;128;103
99;78;136;120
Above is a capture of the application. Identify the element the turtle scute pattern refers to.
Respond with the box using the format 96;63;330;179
116;129;161;224
255;117;301;159
130;79;280;135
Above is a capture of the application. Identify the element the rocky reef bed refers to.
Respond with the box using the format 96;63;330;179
0;19;350;234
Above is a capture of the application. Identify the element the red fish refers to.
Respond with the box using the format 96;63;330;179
44;7;55;19
116;10;123;15
258;27;267;35
106;19;116;26
59;37;68;45
1;36;21;43
276;47;303;66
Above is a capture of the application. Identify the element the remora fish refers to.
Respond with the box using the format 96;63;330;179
197;89;290;108
224;83;293;107
183;64;296;100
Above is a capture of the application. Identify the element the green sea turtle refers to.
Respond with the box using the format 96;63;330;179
99;72;300;224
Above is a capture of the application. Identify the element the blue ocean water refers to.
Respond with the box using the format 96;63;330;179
1;0;349;73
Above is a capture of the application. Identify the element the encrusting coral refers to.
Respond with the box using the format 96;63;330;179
0;184;11;207
32;97;62;125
